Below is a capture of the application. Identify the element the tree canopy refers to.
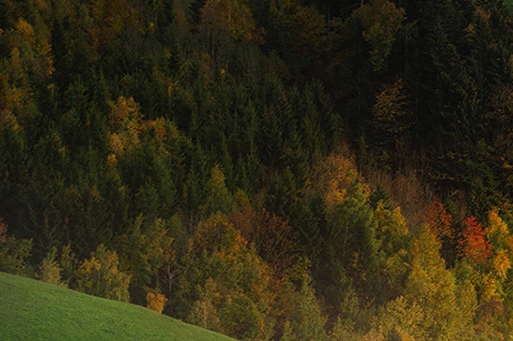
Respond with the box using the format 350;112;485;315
2;0;513;340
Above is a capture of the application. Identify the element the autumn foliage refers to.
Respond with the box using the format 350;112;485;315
146;290;168;314
424;196;453;242
75;244;131;303
2;0;513;340
459;216;492;265
230;205;300;277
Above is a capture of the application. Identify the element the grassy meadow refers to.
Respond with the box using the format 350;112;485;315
0;272;237;341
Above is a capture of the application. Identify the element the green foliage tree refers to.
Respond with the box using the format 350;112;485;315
117;215;175;305
0;218;33;276
268;0;327;75
281;275;328;341
372;77;412;164
3;1;513;339
59;244;77;287
305;152;384;315
188;277;222;332
200;165;235;217
349;0;406;73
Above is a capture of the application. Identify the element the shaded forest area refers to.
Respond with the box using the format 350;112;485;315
2;0;513;340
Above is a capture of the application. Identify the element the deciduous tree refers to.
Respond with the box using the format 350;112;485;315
459;215;491;265
75;244;131;302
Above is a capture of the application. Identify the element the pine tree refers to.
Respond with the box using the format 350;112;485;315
281;275;328;341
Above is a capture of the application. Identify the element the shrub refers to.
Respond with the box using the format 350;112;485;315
146;290;168;314
38;247;63;285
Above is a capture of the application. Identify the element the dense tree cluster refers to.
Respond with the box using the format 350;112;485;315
2;0;513;340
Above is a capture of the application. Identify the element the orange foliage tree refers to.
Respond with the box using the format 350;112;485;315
230;203;300;277
146;290;168;314
458;216;491;265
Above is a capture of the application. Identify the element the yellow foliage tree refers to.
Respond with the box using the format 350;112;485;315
467;209;513;337
405;227;474;340
38;247;63;286
76;244;131;302
493;249;511;280
146;290;168;314
486;210;513;264
374;202;410;302
307;151;359;208
185;214;276;341
107;97;181;161
371;295;426;341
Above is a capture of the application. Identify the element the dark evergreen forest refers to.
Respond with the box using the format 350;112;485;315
2;0;513;339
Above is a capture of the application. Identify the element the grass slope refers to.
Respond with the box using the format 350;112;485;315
0;272;236;341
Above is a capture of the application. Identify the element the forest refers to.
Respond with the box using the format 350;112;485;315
1;0;513;340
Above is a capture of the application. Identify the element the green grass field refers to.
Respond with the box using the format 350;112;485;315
0;272;237;341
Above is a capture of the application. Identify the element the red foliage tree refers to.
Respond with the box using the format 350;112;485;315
230;205;300;277
459;216;492;265
424;196;453;242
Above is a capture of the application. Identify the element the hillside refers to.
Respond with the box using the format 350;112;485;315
2;0;513;340
0;272;236;341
